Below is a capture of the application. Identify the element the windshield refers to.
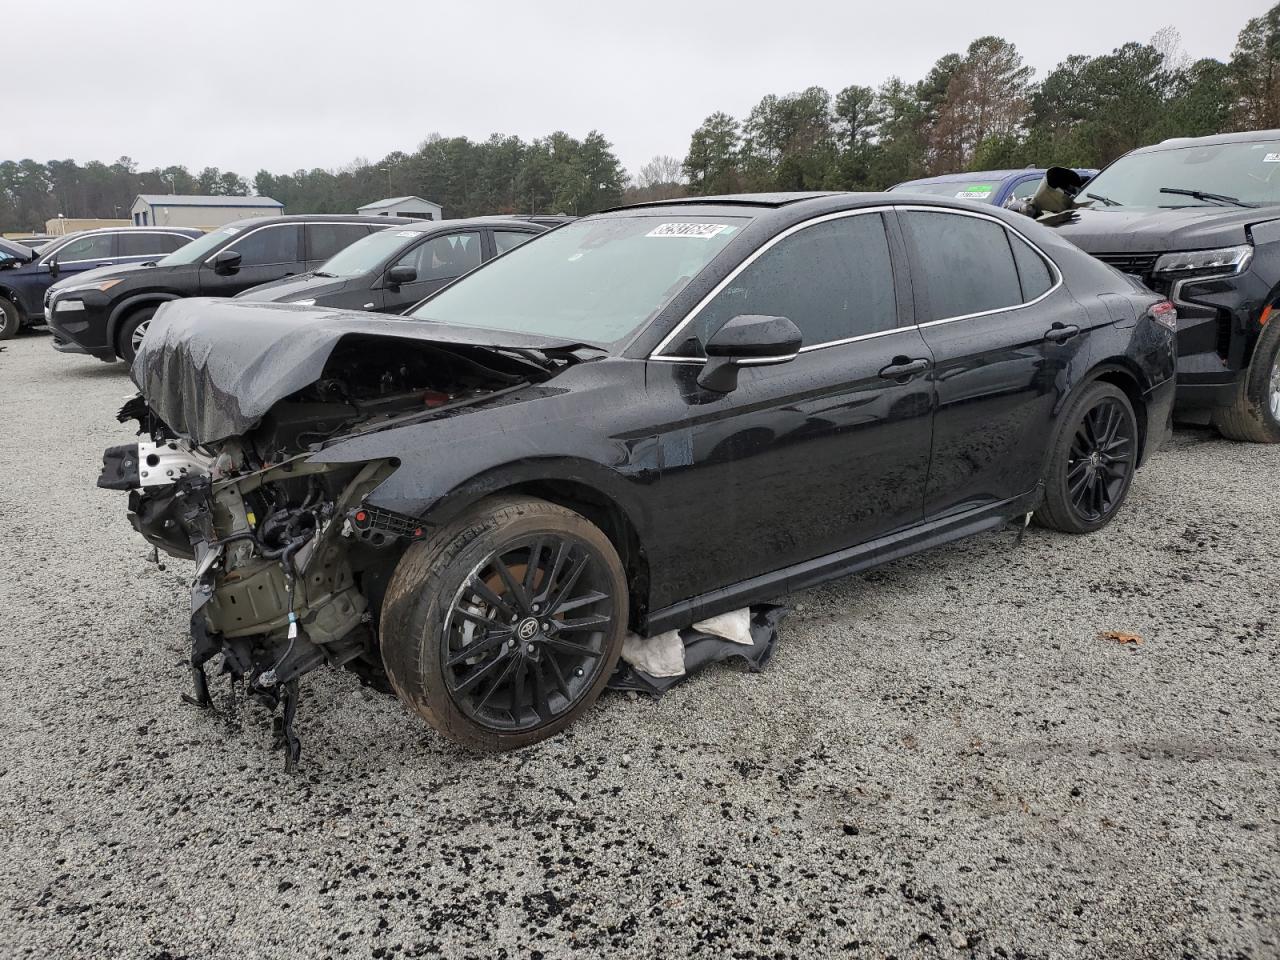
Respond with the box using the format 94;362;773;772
407;215;747;346
891;180;1001;202
156;225;239;266
319;228;417;277
1084;140;1280;207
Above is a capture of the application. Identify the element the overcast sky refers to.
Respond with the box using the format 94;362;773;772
9;0;1266;181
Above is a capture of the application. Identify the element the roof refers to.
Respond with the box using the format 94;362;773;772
134;194;284;208
357;196;441;210
1144;128;1280;151
607;191;842;212
376;215;547;235
892;168;1096;187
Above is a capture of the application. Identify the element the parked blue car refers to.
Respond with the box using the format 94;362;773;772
0;226;202;339
888;168;1098;208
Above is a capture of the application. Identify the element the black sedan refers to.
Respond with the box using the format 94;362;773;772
100;192;1177;761
235;216;571;313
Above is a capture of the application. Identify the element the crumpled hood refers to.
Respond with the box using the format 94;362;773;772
131;298;577;446
1053;205;1280;253
236;273;349;303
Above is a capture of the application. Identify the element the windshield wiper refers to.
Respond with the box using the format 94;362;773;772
1158;187;1257;208
312;270;336;278
1085;191;1121;207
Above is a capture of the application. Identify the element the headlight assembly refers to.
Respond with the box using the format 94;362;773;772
1153;244;1253;278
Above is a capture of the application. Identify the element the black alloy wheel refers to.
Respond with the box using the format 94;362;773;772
1035;381;1139;534
442;534;614;731
380;496;628;750
1066;395;1135;523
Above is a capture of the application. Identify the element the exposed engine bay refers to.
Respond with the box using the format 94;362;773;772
99;302;575;768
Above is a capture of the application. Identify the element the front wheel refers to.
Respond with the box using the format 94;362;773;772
1211;319;1280;443
1035;381;1139;534
116;305;157;363
0;298;20;340
380;496;628;751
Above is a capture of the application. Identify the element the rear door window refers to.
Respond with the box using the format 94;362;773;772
898;211;1023;322
227;224;301;266
495;230;538;254
120;232;187;256
306;223;374;262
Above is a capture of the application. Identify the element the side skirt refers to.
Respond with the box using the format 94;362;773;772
642;487;1042;635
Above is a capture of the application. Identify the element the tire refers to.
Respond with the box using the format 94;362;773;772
1211;319;1280;443
380;495;628;751
116;305;157;363
1034;381;1139;534
0;298;20;340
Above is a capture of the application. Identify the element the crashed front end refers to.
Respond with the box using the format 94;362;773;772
98;300;555;768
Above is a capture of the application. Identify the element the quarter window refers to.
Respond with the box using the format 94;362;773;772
677;213;897;355
899;211;1022;322
307;223;373;261
395;232;482;282
1009;233;1054;301
226;224;300;266
52;233;115;263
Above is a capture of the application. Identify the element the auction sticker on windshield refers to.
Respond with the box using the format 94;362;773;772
955;184;995;199
647;223;733;239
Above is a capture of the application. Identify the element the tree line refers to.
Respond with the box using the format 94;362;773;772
3;4;1279;232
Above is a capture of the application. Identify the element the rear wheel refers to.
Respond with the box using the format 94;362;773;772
380;496;627;751
1211;319;1280;443
0;298;20;340
1035;381;1139;534
116;305;157;363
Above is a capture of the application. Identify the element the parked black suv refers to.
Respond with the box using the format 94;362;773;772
236;216;565;312
45;215;412;362
1052;129;1280;442
0;226;201;339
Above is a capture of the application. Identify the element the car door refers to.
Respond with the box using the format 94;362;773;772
894;207;1091;518
381;229;483;312
642;210;935;608
199;223;303;296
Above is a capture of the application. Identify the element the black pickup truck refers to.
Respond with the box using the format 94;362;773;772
1051;129;1280;442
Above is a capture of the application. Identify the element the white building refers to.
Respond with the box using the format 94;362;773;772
356;196;443;221
131;195;284;230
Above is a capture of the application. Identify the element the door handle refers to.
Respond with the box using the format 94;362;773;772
878;357;931;380
1044;323;1081;343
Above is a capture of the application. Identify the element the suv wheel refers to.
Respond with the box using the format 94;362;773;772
380;495;627;751
1035;381;1139;534
1212;317;1280;443
116;306;157;363
0;298;20;340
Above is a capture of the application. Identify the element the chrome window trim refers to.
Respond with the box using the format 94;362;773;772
41;230;196;266
648;204;1063;364
201;221;365;266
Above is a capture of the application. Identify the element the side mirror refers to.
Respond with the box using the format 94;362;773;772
696;314;802;393
46;255;59;278
386;264;417;287
210;249;242;275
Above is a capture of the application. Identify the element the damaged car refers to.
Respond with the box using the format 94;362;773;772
99;192;1177;764
1017;131;1280;442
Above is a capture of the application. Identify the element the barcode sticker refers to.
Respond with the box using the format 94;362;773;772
646;222;731;239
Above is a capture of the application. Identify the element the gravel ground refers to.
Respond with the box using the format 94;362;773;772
1;329;1278;960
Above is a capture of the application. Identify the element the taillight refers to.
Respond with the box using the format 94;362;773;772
1147;300;1177;333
